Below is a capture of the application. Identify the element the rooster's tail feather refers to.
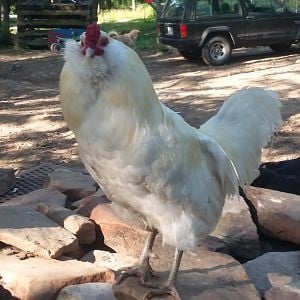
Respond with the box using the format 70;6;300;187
199;88;283;189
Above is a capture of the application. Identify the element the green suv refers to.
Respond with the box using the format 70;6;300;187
158;0;300;65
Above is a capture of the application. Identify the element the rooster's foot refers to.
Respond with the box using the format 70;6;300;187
141;285;181;300
116;264;158;285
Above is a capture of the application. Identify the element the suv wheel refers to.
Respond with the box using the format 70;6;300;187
202;36;232;66
269;43;291;52
179;49;201;61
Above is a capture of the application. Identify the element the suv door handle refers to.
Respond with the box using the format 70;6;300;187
246;15;256;19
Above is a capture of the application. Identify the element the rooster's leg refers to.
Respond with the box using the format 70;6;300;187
116;228;158;284
142;249;183;300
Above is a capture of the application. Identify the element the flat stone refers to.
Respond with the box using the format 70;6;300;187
0;205;79;258
57;283;116;300
244;251;300;297
77;196;259;263
77;201;148;258
265;284;300;300
44;168;97;201
81;250;138;271
210;195;260;261
77;198;258;263
0;168;15;196
72;190;107;210
114;248;260;300
0;188;67;208
75;194;259;299
0;251;115;300
244;186;300;244
37;203;96;245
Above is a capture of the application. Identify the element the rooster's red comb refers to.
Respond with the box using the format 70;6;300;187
85;22;100;42
83;22;108;57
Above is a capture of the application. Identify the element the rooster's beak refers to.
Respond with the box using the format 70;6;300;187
85;47;95;58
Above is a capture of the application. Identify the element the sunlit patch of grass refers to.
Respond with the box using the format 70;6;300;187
98;4;155;23
99;6;158;52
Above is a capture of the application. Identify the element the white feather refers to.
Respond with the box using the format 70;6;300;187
60;34;282;251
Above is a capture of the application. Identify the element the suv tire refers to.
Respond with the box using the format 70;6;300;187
269;43;291;52
179;49;201;60
201;36;232;66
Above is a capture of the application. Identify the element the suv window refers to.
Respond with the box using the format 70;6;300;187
194;0;241;17
163;0;186;18
245;0;284;13
195;0;212;16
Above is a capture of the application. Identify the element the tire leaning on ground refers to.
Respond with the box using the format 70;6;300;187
201;36;232;66
50;43;62;53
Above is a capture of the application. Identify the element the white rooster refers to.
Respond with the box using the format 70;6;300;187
60;23;282;299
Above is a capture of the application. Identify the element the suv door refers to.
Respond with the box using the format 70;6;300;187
193;0;247;45
243;0;299;45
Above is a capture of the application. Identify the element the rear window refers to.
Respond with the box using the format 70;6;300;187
162;0;187;18
194;0;242;16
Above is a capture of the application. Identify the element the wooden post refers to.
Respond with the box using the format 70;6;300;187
92;0;98;21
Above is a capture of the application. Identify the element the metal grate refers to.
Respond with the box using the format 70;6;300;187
0;162;59;203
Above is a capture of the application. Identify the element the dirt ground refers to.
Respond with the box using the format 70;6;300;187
0;46;299;172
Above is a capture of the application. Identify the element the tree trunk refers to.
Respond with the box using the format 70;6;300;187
132;0;136;10
92;0;98;21
1;0;10;23
98;0;112;10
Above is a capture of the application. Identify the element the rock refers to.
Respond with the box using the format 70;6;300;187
37;203;96;245
77;197;258;263
76;194;260;262
0;188;67;208
77;200;148;258
71;189;107;210
244;186;300;244
44;168;97;201
113;277;173;300
56;283;116;300
0;168;15;196
0;205;79;258
210;195;260;261
114;248;260;300
265;284;300;300
81;250;137;271
244;251;300;297
0;251;115;300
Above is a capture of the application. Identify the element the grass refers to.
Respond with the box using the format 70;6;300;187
99;4;155;22
99;5;158;51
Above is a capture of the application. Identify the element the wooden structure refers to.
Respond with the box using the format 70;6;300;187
16;0;98;48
